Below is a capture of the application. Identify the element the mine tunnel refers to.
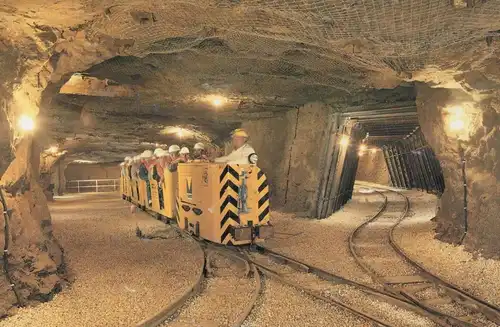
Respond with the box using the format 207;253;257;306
1;1;500;327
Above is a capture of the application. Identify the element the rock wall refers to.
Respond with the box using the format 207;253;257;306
0;138;65;317
64;162;120;180
416;83;500;258
355;150;391;185
243;102;331;216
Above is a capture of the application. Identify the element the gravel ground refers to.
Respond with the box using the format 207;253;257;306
266;189;386;283
0;193;204;327
393;190;500;308
241;277;372;327
166;252;255;327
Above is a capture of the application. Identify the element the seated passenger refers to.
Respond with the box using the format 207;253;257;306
167;145;181;172
191;142;209;162
214;129;258;165
131;156;140;181
152;148;166;209
120;162;126;175
139;150;154;206
179;147;190;163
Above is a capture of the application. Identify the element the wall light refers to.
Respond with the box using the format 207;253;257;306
371;148;377;154
359;144;367;152
358;151;364;157
18;115;35;132
339;135;349;147
449;118;465;132
444;104;471;140
177;129;184;138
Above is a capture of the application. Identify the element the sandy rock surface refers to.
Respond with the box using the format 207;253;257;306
0;193;203;327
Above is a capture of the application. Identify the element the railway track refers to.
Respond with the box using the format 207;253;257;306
135;235;205;327
135;186;500;327
136;229;261;327
350;184;500;327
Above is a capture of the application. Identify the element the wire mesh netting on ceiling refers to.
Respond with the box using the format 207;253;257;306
82;0;500;104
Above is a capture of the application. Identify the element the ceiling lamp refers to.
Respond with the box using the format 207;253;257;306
206;95;227;108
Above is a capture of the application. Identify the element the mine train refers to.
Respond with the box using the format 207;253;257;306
120;163;274;245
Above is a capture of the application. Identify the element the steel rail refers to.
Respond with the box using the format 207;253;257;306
137;211;261;327
135;235;205;327
388;192;500;326
356;182;500;325
134;190;435;327
352;183;500;327
251;244;462;327
231;263;261;327
253;261;394;327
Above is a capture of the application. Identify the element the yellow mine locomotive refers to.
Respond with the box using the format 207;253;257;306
121;162;273;245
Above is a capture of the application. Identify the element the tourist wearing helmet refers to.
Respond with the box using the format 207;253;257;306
179;147;190;163
191;142;209;162
139;150;154;206
167;145;182;172
214;129;258;165
131;156;140;181
151;148;167;210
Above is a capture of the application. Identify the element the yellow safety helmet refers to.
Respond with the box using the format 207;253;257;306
231;128;249;138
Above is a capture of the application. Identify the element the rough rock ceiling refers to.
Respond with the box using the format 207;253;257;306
2;0;500;162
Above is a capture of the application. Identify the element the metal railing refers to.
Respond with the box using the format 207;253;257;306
66;179;120;193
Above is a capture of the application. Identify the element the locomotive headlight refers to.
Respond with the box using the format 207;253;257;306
249;153;258;164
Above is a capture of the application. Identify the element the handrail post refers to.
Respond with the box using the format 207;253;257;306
77;180;80;193
96;180;98;193
113;179;116;191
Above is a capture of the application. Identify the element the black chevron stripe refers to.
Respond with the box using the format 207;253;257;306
219;180;239;198
220;209;239;228
228;165;239;180
219;165;228;182
220;195;238;213
258;179;268;193
258;192;269;208
221;225;233;243
257;170;264;180
258;206;270;222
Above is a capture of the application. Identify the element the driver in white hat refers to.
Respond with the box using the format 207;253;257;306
214;129;258;165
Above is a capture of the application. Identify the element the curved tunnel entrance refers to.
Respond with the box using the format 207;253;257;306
315;101;445;219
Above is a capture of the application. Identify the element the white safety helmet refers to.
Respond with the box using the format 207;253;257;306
157;149;168;157
141;150;153;159
153;148;163;157
168;145;180;153
119;162;125;166
180;147;190;154
124;156;131;162
193;142;205;150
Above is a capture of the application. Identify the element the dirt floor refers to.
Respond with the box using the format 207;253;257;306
0;193;203;327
